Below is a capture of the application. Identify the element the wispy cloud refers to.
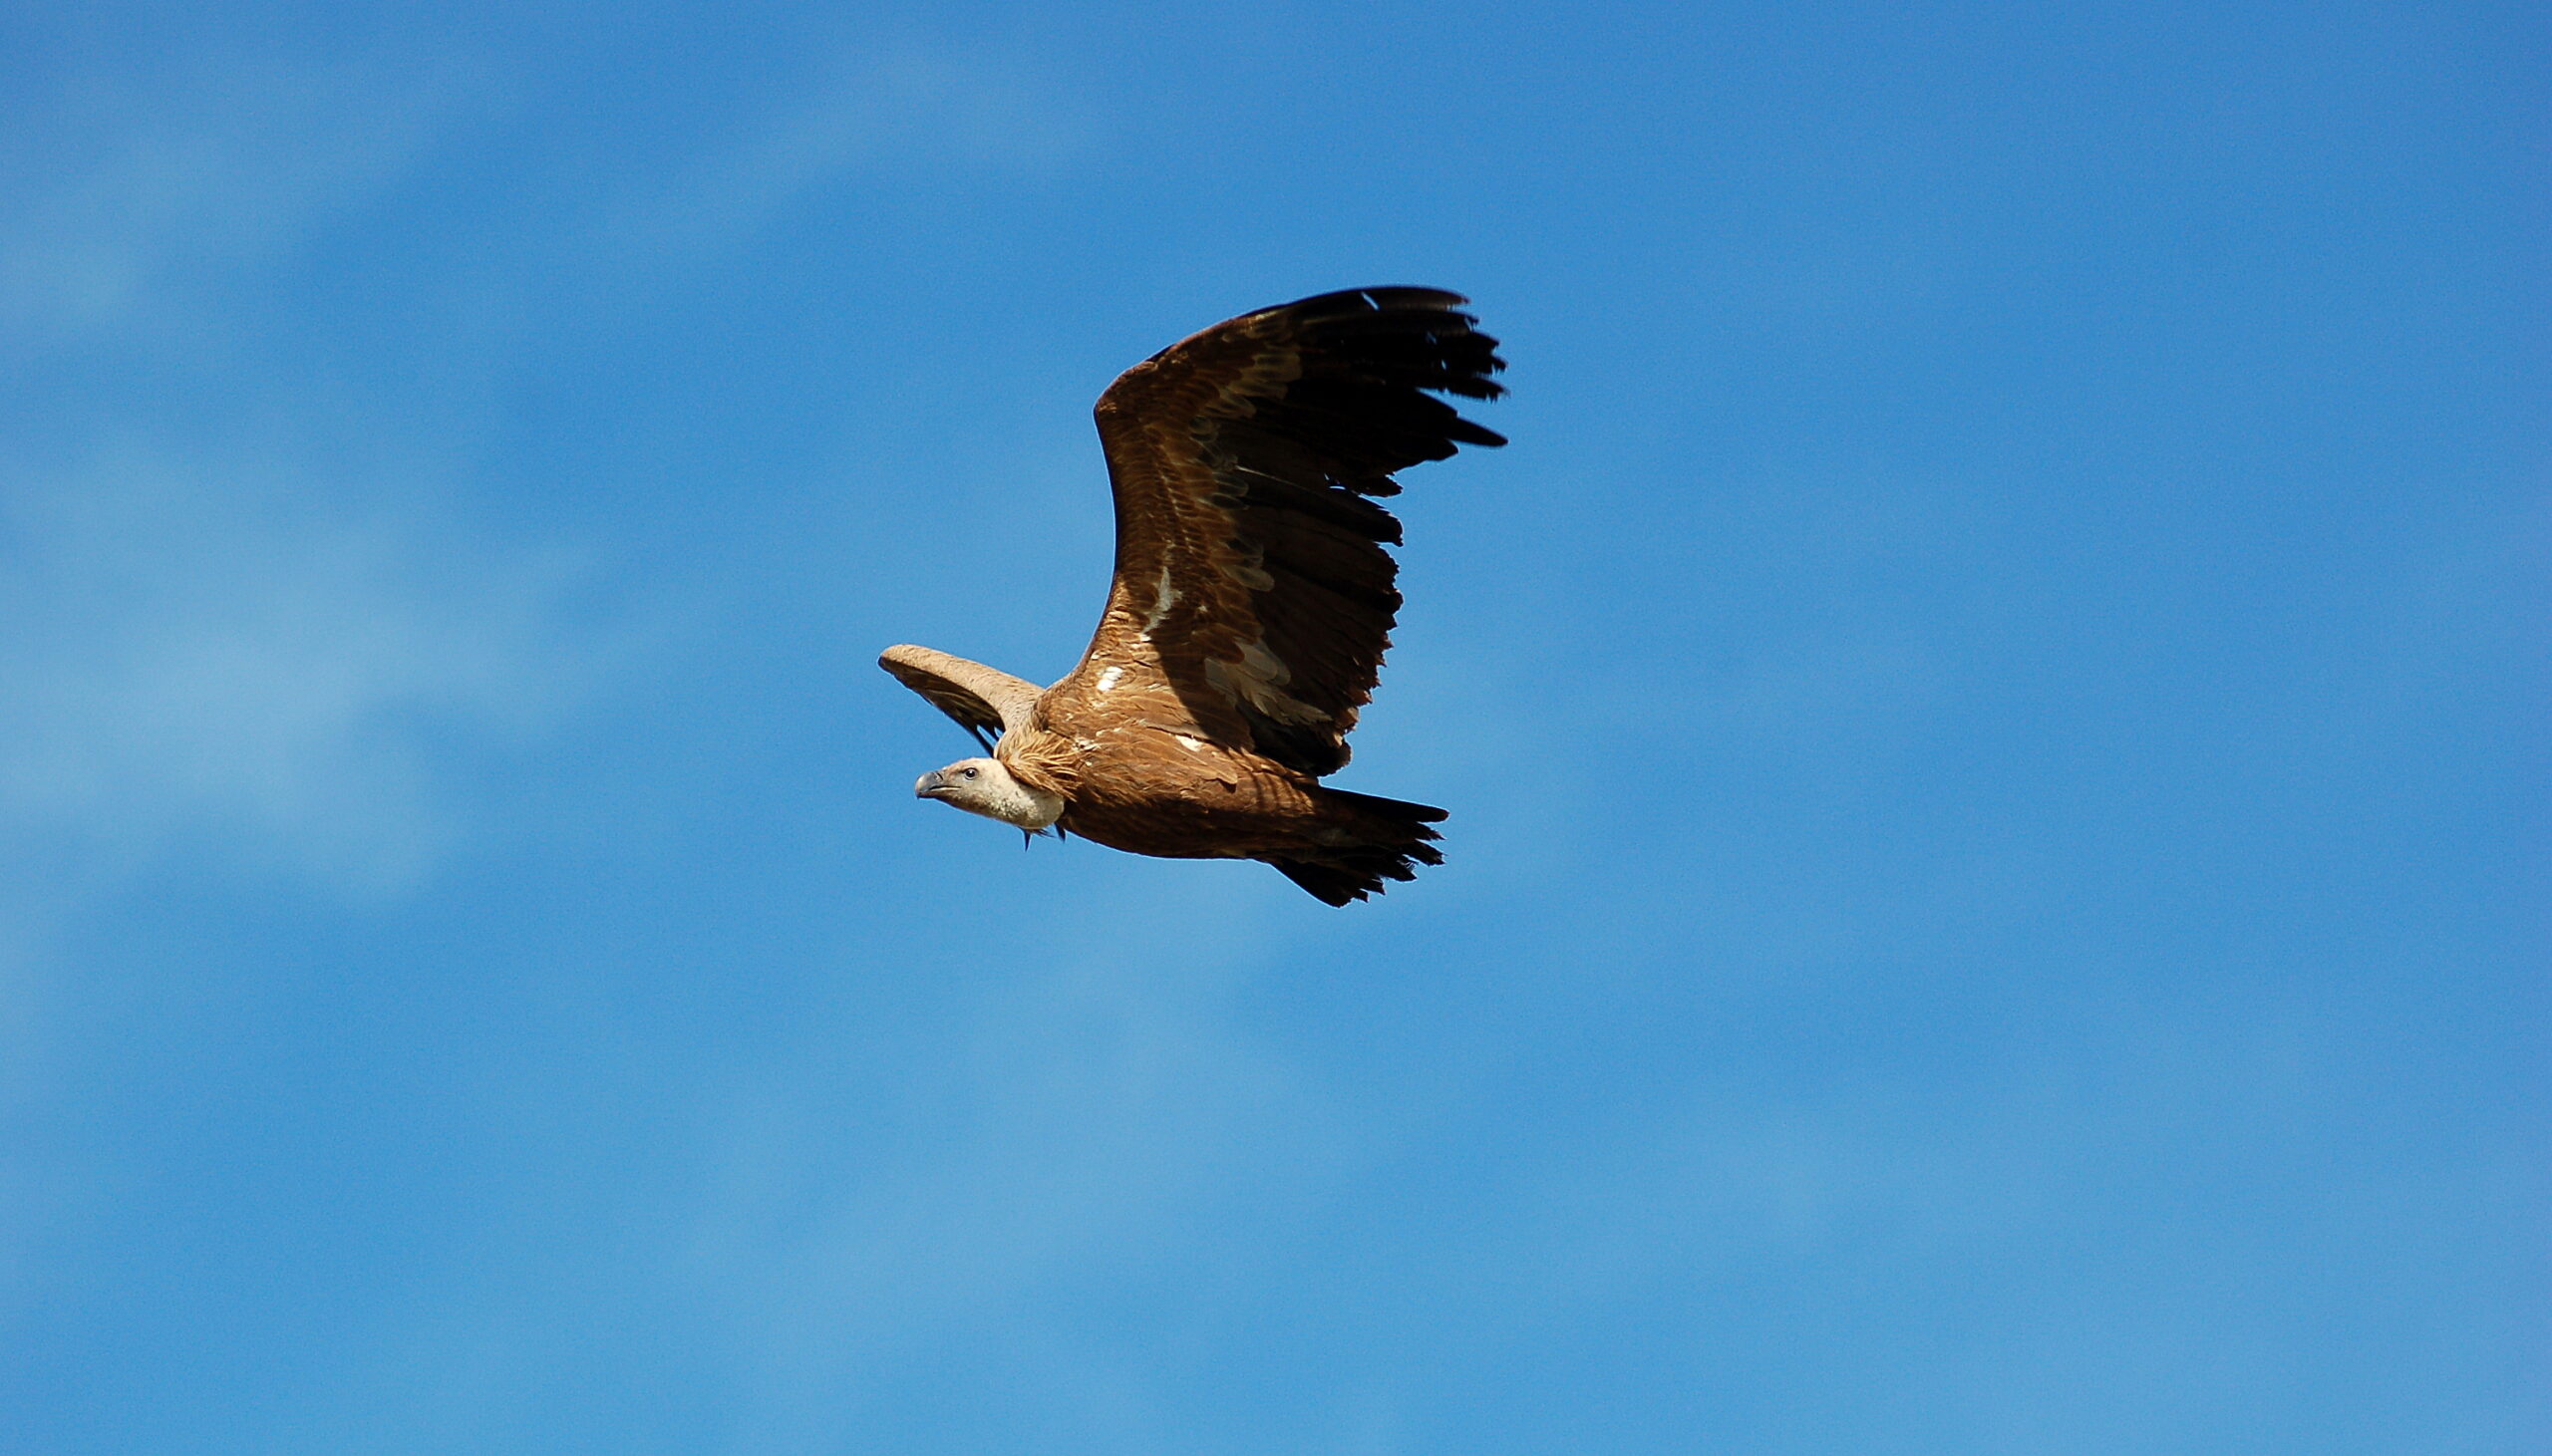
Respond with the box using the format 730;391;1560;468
0;49;475;345
0;436;618;1405
0;440;595;892
660;889;1342;1446
0;42;655;895
598;39;1102;266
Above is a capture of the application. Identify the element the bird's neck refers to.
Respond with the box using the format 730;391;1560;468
977;760;1067;830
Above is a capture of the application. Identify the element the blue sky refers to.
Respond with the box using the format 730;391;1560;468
3;2;2543;1451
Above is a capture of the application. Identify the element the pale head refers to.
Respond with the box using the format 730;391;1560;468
913;756;1065;831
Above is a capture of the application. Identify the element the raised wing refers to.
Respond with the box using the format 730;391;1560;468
1057;288;1503;775
878;644;1045;750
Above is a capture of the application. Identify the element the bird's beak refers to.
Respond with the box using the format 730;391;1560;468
914;769;948;799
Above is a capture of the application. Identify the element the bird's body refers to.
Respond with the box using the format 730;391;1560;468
883;288;1503;904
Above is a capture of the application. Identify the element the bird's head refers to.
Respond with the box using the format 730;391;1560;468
914;756;1065;831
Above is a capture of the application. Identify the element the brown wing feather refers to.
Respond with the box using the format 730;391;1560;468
1054;288;1504;775
878;644;1045;744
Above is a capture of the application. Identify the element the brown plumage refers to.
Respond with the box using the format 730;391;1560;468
881;287;1505;904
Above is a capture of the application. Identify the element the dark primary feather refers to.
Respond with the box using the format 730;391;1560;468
1087;287;1506;777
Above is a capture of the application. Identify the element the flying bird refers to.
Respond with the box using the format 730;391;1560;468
881;287;1504;904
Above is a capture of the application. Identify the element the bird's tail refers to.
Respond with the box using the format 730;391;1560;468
1263;789;1447;906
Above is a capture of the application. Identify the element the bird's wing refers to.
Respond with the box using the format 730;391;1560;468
1051;287;1503;776
878;644;1046;748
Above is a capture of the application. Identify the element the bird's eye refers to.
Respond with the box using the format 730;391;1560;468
961;766;979;779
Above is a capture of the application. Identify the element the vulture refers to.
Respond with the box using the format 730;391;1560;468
880;287;1504;904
